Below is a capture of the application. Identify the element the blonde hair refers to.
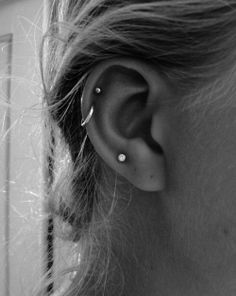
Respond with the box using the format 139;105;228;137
40;0;236;295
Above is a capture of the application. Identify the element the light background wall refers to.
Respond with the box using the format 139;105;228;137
0;0;44;295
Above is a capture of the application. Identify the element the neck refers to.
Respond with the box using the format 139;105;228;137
107;190;236;296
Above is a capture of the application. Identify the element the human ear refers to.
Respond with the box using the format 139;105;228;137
81;58;172;192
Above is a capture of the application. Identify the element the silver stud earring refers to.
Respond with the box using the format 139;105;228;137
118;153;127;163
81;87;102;127
95;87;102;94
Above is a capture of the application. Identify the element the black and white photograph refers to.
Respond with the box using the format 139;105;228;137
1;1;236;296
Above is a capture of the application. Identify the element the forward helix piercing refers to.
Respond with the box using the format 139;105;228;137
81;86;102;127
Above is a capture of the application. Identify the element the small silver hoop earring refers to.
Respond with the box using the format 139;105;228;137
81;106;94;127
117;153;127;163
81;87;102;127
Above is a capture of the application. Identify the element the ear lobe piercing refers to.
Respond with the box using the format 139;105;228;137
118;153;127;163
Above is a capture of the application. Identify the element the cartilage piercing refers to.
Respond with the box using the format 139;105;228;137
95;87;102;94
81;87;102;127
81;106;94;127
118;153;127;163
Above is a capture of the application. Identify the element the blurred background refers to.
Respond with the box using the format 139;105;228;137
0;0;47;295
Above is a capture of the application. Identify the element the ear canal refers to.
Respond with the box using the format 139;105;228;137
108;68;163;155
119;95;164;155
119;90;148;138
139;118;164;155
95;65;153;135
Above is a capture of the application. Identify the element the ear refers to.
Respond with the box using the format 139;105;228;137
81;58;172;192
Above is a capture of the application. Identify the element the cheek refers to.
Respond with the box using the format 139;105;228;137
163;106;236;272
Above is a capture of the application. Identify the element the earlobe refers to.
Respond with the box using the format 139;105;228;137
81;58;170;192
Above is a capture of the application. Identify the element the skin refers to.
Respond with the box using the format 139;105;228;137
102;67;236;296
80;53;236;295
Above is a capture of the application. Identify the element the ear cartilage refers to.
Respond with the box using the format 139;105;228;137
81;106;94;127
117;153;127;163
95;87;102;94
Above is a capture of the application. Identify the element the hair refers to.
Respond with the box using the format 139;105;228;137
40;0;236;295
